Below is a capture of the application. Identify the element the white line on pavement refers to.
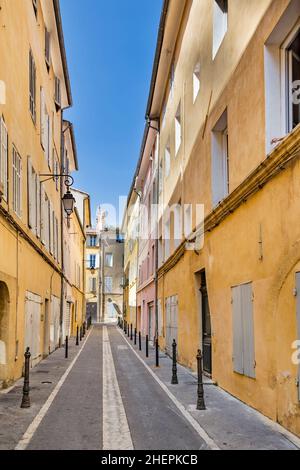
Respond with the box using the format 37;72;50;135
116;327;220;451
15;327;94;451
102;326;133;450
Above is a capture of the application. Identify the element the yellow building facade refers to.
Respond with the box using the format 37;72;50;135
140;0;300;436
0;0;83;387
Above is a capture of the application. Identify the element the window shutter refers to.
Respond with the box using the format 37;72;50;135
27;157;34;229
32;165;37;233
40;88;46;150
49;202;54;255
0;118;8;201
48;114;52;168
241;283;255;379
40;185;45;245
232;286;244;375
36;175;41;238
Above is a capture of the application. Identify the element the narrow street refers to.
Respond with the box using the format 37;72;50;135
0;325;298;452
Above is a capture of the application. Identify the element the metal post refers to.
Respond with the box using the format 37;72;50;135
21;348;31;409
76;326;79;346
155;337;159;368
65;336;69;359
134;328;137;346
196;350;206;410
80;326;82;341
127;324;130;338
130;324;133;341
139;331;142;351
146;335;149;358
171;339;178;384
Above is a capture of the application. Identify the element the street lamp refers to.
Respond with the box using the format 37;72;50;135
90;266;96;276
40;174;75;217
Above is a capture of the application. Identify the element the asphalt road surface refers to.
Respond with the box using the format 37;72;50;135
24;325;207;451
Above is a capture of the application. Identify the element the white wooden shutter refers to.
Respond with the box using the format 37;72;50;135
0;118;8;201
40;88;46;150
40;186;45;245
27;158;35;230
49;202;53;255
45;114;50;166
48;114;52;168
36;175;41;238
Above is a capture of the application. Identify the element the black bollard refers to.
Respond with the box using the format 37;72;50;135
83;322;86;337
80;326;82;341
21;348;31;409
130;324;133;341
127;324;130;338
139;331;142;351
171;339;178;384
124;320;127;334
196;350;206;410
146;335;149;358
155;337;159;368
65;336;69;359
76;326;79;346
134;328;137;346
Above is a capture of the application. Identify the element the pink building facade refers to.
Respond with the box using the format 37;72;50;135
136;126;158;341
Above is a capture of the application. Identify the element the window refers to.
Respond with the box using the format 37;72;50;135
164;218;170;260
287;29;300;132
104;276;113;294
12;147;21;217
89;254;96;269
40;88;51;165
193;62;201;103
28;158;40;236
0;117;8;201
105;253;113;267
175;103;182;155
55;77;61;109
29;50;36;123
211;109;229;206
41;190;50;251
88;235;97;247
213;0;228;59
165;141;171;178
232;282;255;379
45;29;50;69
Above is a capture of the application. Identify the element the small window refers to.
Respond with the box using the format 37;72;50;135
211;110;229;206
193;62;201;103
213;0;228;59
105;253;114;267
175;103;182;155
45;29;51;69
165;141;171;178
287;29;300;132
12;147;22;217
29;50;36;123
89;254;96;269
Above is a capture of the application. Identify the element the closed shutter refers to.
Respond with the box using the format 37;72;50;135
296;273;300;401
232;283;255;378
25;292;42;368
48;113;52;168
49;202;54;255
0;117;8;201
45;114;50;166
40;88;46;150
36;175;41;238
65;302;71;338
27;158;34;229
242;283;255;379
157;299;163;337
40;185;46;245
232;286;244;375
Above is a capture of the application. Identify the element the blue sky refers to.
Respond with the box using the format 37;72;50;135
60;0;162;224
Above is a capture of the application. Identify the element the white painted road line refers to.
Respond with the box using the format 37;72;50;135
102;326;133;450
116;327;220;451
15;327;94;451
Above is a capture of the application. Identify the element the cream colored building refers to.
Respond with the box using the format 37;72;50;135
0;0;82;386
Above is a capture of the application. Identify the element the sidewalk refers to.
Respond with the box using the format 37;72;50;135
119;327;300;451
0;331;91;451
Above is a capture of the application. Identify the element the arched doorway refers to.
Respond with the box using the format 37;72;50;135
0;282;9;384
